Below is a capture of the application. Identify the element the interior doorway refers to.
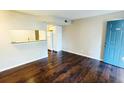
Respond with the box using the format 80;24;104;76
47;25;55;51
47;25;62;52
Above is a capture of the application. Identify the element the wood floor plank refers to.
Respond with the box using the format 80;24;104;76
0;51;124;83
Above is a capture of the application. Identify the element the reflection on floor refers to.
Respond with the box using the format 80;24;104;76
0;51;124;83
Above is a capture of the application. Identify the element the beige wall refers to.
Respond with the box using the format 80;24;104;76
63;11;124;60
0;11;48;72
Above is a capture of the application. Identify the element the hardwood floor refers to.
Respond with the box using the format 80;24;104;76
0;51;124;83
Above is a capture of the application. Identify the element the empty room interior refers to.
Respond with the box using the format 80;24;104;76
0;10;124;83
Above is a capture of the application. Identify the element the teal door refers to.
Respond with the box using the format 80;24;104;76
104;20;124;68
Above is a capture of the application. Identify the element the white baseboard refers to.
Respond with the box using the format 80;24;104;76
0;55;48;72
62;49;103;61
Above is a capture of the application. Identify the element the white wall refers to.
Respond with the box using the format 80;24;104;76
0;11;48;72
63;11;124;60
